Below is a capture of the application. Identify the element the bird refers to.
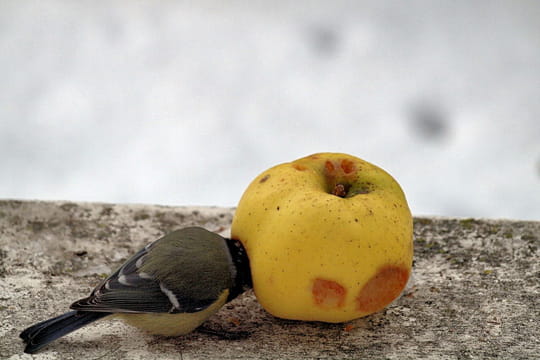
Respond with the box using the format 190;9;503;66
20;226;252;354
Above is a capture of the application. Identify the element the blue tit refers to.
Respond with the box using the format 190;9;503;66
20;226;252;354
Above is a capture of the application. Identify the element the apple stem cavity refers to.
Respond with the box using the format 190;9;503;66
332;183;349;198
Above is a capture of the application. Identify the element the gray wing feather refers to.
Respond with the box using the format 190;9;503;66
70;239;215;314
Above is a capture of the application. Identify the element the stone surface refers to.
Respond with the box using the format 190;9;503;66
0;200;538;359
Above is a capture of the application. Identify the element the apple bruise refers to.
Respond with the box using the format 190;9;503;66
312;278;346;309
355;265;410;314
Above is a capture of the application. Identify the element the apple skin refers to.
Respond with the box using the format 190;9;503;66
231;153;413;323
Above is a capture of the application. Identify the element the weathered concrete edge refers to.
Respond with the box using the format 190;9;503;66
1;199;539;360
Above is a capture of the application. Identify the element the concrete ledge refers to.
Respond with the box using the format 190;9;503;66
1;200;538;359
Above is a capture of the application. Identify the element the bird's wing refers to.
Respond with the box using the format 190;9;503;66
70;241;218;314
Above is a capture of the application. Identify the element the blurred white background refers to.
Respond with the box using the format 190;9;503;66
1;1;539;220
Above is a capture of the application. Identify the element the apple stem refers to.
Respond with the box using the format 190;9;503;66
332;184;348;198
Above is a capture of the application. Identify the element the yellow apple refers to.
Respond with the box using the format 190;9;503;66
231;153;413;323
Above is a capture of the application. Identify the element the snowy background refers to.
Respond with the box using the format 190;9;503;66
1;1;539;220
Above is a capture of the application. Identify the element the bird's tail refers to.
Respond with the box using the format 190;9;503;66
20;310;110;354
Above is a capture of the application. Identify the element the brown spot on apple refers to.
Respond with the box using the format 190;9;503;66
259;174;270;183
356;265;410;314
312;278;346;309
340;159;355;174
293;164;307;171
325;160;335;173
